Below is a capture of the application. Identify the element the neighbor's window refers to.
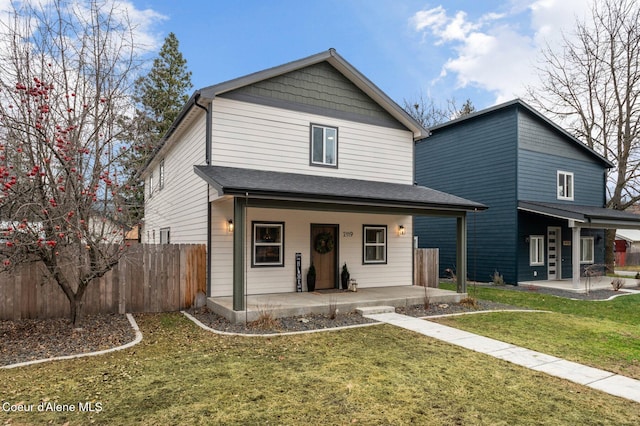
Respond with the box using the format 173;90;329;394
159;160;165;190
148;172;154;198
529;235;544;266
160;227;170;245
311;124;337;167
252;222;284;267
580;236;594;264
363;225;387;264
557;171;574;200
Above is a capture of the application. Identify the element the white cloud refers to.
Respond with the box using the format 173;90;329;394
410;1;593;105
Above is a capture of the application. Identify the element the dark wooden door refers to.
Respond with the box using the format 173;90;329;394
311;224;338;290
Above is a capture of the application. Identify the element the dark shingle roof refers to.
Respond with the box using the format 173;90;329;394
195;166;486;212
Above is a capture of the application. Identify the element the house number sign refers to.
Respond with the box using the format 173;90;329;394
343;231;354;238
295;252;302;292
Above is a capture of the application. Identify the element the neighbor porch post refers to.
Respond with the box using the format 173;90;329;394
233;197;247;311
456;214;467;294
569;220;581;290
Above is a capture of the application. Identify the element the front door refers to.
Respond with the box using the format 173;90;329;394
547;226;561;280
311;224;338;290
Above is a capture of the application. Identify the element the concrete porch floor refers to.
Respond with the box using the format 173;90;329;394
519;274;639;293
208;285;466;324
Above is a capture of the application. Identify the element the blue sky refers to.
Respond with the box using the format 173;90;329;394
130;0;592;112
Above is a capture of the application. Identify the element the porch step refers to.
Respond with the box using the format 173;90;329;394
356;305;395;316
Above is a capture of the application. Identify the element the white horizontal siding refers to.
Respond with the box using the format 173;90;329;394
210;98;414;184
143;114;208;244
209;205;413;297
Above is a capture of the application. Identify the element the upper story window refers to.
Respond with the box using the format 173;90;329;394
557;171;574;200
148;172;154;198
159;160;165;191
311;124;338;167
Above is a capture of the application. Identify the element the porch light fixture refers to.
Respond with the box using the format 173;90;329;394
398;225;406;236
227;219;234;233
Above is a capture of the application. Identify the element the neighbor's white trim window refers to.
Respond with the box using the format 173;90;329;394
363;225;387;264
529;235;544;266
252;222;284;267
311;124;338;167
580;236;594;264
557;171;574;200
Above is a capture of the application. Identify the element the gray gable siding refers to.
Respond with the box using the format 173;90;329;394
220;62;404;129
518;149;606;206
415;107;519;283
518;110;597;163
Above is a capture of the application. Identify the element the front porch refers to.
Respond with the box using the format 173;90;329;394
208;285;466;324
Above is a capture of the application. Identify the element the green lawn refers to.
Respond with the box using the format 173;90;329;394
2;309;640;425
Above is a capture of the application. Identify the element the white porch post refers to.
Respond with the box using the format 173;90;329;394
569;220;581;290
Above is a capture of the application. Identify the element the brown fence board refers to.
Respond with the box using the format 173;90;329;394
0;244;206;320
414;248;439;288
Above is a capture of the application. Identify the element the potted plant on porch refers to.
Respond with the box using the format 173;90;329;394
341;263;350;290
307;263;316;292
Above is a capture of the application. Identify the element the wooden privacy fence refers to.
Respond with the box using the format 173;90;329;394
414;248;439;288
0;244;206;320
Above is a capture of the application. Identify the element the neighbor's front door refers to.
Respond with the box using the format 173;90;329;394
311;224;338;290
547;226;561;280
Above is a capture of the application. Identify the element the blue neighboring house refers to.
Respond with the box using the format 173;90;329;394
415;99;640;287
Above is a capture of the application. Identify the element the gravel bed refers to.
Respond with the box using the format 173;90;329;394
0;314;135;367
187;299;526;335
485;284;637;301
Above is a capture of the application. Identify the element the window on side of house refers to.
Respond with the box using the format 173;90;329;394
252;222;284;267
580;236;594;264
363;225;387;264
529;235;544;266
160;227;170;245
310;124;338;167
159;160;165;191
148;172;154;198
557;171;574;200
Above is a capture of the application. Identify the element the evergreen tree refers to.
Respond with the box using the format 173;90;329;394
124;32;193;222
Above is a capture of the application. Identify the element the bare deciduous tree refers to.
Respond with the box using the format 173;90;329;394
403;91;475;128
0;0;144;324
527;0;640;268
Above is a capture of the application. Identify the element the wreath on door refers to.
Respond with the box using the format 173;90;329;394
314;232;335;254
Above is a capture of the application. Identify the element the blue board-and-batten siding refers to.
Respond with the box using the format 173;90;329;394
415;106;519;283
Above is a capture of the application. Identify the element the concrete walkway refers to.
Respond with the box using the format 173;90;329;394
364;311;640;404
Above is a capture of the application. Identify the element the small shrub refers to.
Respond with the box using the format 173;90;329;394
491;270;505;286
635;272;640;280
328;297;338;320
444;268;456;282
611;278;625;291
459;297;479;309
248;305;280;330
423;286;431;310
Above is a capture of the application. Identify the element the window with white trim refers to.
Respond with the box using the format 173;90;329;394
363;225;387;264
159;160;165;191
311;124;337;167
557;171;574;200
148;172;154;198
160;227;170;244
529;235;544;266
580;236;594;264
252;222;284;267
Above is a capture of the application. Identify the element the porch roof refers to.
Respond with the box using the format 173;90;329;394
518;201;640;229
195;165;486;213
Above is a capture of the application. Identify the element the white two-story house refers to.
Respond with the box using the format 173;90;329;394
140;49;484;320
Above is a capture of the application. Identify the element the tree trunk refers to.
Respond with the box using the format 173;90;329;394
605;229;616;274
